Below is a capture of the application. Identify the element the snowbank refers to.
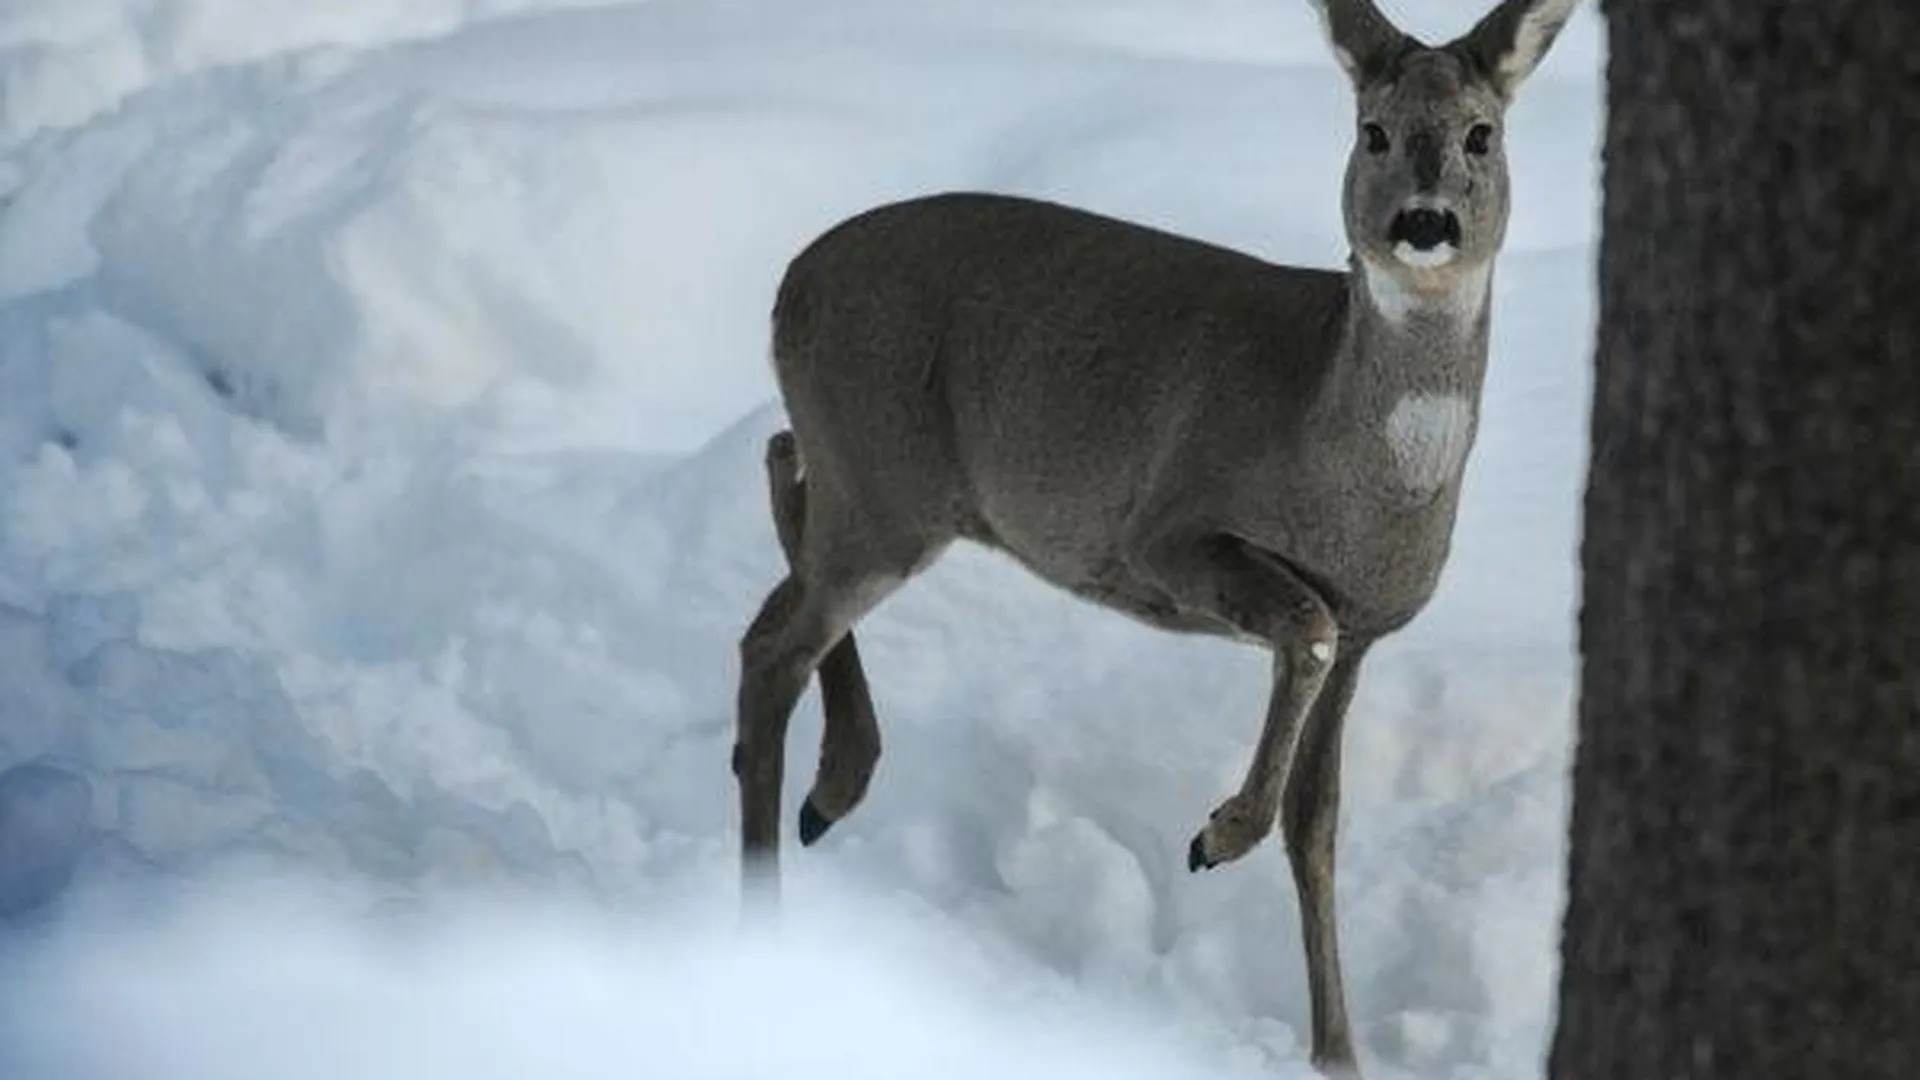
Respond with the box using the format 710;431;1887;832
0;876;1332;1080
0;0;634;141
0;0;1604;1076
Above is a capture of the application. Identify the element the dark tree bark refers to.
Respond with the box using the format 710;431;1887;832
1551;2;1920;1079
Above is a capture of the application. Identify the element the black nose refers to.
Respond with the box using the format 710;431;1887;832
1389;208;1463;252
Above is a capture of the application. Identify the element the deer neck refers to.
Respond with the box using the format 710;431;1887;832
1296;255;1494;501
1331;254;1494;415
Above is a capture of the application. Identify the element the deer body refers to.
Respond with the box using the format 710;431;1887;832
732;2;1580;1074
776;193;1488;637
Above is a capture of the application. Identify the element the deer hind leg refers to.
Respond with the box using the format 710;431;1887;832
735;472;927;903
1283;641;1368;1076
763;430;882;845
1131;536;1338;872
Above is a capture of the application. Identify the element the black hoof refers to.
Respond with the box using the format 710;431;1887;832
798;799;833;846
1188;833;1214;872
730;744;745;778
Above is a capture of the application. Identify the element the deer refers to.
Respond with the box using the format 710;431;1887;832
732;0;1581;1072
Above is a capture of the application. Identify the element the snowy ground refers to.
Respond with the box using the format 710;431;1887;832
0;0;1603;1077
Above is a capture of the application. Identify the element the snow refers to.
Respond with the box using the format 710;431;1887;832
0;1;1603;1078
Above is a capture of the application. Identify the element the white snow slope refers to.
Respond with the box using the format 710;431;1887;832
0;1;1603;1077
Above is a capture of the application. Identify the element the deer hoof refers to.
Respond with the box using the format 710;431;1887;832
1188;796;1272;871
1310;1045;1362;1079
798;798;833;846
1187;833;1215;872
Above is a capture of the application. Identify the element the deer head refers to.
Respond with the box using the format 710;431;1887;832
1313;0;1581;291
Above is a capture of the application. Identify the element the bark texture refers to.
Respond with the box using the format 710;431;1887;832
1552;2;1920;1078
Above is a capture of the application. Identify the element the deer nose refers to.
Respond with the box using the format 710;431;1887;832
1389;208;1462;252
1407;130;1443;191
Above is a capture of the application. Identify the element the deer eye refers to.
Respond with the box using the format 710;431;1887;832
1362;123;1390;155
1465;123;1495;156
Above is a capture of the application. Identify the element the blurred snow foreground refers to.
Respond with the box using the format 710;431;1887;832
0;0;1603;1077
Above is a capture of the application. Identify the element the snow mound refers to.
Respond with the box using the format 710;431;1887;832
0;0;632;141
0;878;1328;1080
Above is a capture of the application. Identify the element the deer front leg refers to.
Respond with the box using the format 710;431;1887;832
1284;642;1368;1075
1134;535;1339;871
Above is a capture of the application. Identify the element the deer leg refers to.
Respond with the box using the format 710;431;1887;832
1134;536;1337;872
734;571;893;904
1282;642;1369;1076
1137;535;1355;1072
735;574;806;904
735;502;923;906
764;431;881;846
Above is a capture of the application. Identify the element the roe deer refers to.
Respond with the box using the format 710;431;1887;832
734;0;1581;1071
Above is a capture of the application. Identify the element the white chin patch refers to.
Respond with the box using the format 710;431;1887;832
1394;242;1457;269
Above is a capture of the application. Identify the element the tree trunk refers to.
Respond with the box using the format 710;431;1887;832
1551;2;1920;1078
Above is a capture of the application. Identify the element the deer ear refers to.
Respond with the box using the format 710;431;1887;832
1307;0;1415;87
1448;0;1582;99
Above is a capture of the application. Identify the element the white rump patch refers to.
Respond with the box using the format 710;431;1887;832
1386;393;1475;494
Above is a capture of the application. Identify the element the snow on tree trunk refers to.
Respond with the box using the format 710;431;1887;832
1551;2;1920;1077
